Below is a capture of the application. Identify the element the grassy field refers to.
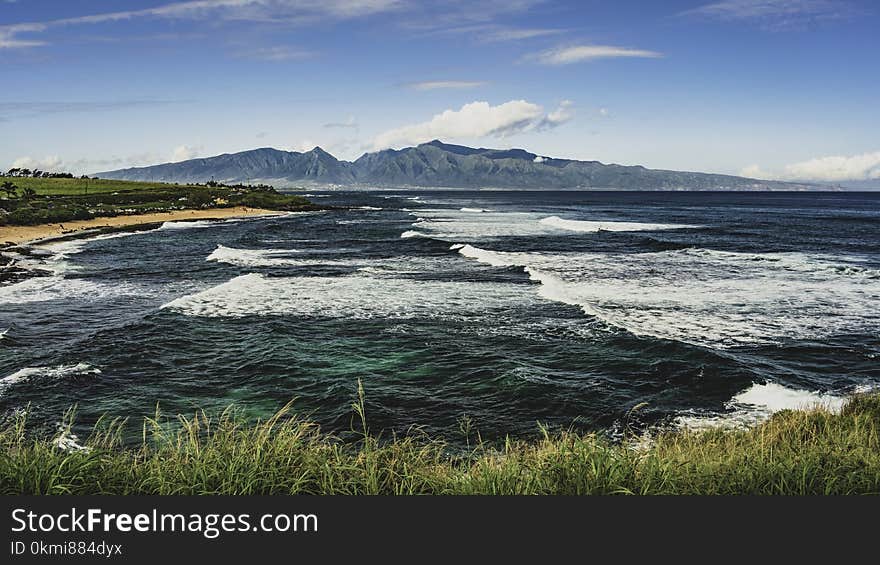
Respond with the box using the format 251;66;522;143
0;177;313;226
2;387;878;495
0;176;198;196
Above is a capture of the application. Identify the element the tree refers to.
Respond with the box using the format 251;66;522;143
20;187;37;201
1;181;17;199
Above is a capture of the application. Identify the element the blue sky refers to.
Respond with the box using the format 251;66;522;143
1;0;878;182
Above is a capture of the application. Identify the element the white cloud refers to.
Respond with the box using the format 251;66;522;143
11;156;64;171
682;0;855;30
482;27;565;42
538;100;574;129
0;1;405;48
741;151;880;182
2;1;550;49
372;99;573;150
405;81;487;91
30;146;203;173
783;151;880;182
0;29;46;48
411;22;565;43
533;156;546;163
739;164;771;179
0;100;183;121
401;1;546;33
171;145;202;162
526;45;663;65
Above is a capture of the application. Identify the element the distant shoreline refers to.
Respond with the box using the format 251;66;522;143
0;206;283;248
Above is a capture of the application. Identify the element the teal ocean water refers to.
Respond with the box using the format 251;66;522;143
2;191;879;441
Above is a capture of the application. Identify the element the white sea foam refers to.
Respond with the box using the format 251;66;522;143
337;219;373;225
162;214;297;230
1;232;150;304
0;363;101;396
206;245;360;268
53;430;91;453
22;230;157;277
457;244;528;267
539;215;700;233
159;219;230;230
160;272;533;320
455;244;880;348
401;230;428;239
733;382;847;413
0;276;118;305
207;245;302;267
408;210;547;240
679;248;880;279
407;209;698;241
676;382;850;430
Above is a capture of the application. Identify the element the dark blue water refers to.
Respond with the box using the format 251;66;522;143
1;191;878;441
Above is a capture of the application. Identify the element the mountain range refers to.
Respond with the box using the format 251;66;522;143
96;140;821;191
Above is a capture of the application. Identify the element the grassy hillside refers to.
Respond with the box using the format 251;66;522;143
0;176;197;196
2;390;878;495
0;177;313;226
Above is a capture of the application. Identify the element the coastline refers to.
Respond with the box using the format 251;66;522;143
0;206;282;248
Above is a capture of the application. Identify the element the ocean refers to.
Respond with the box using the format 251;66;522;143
1;190;879;442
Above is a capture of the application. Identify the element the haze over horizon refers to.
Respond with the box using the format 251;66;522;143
2;0;878;185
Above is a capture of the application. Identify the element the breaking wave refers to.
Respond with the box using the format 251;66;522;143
0;276;135;305
207;245;303;268
454;243;880;348
160;272;535;321
539;216;700;233
406;209;701;241
0;363;101;397
159;219;236;230
675;382;854;430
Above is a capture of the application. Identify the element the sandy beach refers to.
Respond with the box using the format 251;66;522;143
0;207;281;247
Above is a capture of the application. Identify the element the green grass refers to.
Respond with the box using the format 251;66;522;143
2;388;879;495
0;176;197;196
0;177;314;227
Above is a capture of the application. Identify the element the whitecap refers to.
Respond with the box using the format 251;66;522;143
160;272;534;321
158;219;229;230
0;276;126;305
206;245;355;268
22;230;159;276
539;215;700;233
455;244;880;348
401;230;428;239
675;382;850;430
207;245;302;268
408;209;701;242
0;363;101;396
